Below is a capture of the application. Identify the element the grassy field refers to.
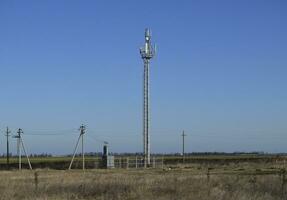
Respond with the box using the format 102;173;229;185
0;155;286;199
0;166;286;200
0;154;286;172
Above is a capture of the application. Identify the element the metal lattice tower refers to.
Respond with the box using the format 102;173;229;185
140;28;156;167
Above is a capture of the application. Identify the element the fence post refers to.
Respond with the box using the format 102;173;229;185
126;157;129;169
161;157;164;169
136;156;138;169
153;157;155;168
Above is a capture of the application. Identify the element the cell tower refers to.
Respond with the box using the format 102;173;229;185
182;130;187;163
140;28;156;167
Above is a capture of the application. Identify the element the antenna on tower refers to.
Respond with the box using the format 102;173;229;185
140;28;156;167
13;128;33;170
68;124;86;170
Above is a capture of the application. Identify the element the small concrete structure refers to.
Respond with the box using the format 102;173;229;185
101;144;114;169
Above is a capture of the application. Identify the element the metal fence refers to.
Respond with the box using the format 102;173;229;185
106;157;164;169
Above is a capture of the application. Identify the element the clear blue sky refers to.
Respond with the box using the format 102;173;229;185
0;0;286;155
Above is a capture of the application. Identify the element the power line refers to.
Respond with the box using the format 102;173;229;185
86;134;108;144
24;132;76;136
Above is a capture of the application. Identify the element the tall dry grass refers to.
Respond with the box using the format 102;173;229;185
0;169;284;200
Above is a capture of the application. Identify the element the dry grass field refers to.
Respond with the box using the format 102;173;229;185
0;167;286;200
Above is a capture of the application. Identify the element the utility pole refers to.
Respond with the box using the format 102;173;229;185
13;128;33;170
69;124;86;170
140;28;156;167
16;128;22;170
182;130;187;163
81;125;85;170
5;127;11;170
